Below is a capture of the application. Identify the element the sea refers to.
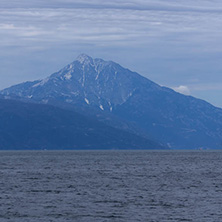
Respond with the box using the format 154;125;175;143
1;150;222;222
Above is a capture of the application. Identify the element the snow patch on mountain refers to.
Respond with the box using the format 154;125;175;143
85;98;90;104
77;54;93;65
64;72;72;80
33;78;49;88
99;105;104;110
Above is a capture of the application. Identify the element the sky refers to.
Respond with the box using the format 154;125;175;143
1;0;222;107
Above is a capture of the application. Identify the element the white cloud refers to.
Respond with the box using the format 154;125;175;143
1;1;222;49
0;23;16;30
172;85;191;95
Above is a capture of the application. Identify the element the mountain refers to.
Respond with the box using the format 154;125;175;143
0;98;163;150
1;54;158;111
1;54;222;149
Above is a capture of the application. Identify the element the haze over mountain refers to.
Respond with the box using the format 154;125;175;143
1;54;222;149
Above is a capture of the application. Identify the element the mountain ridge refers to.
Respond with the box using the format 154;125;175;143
1;54;222;149
0;98;164;150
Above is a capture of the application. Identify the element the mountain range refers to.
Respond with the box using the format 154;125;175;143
1;54;222;149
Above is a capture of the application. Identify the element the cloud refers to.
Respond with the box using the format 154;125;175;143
1;6;221;48
172;85;191;95
172;83;222;96
2;0;222;13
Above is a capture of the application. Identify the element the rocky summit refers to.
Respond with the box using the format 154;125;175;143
1;54;159;112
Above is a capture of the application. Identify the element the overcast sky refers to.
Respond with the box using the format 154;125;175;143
1;0;222;107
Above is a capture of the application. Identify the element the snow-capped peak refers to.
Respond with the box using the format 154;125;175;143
76;53;93;64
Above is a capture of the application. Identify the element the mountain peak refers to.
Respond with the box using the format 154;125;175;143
76;53;93;64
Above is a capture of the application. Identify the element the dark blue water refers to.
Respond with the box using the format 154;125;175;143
1;151;222;222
